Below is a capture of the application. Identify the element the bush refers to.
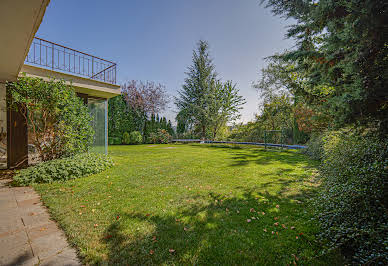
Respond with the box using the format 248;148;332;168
108;137;122;145
122;132;131;145
148;129;171;144
7;76;94;161
129;131;143;145
303;132;326;160
313;128;387;264
13;153;114;185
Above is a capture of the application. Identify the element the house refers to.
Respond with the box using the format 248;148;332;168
0;0;120;169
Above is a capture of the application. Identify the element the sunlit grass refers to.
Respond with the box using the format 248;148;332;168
34;144;342;265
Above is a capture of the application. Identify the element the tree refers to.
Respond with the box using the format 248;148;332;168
108;95;143;138
253;57;314;143
262;0;388;134
121;80;169;139
208;81;245;139
7;76;93;161
175;40;217;138
175;40;245;139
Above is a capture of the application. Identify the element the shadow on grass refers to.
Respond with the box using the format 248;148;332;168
101;188;341;265
189;144;316;168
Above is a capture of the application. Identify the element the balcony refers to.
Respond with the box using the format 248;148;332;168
24;37;117;84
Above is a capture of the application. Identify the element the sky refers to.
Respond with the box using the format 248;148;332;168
36;0;294;124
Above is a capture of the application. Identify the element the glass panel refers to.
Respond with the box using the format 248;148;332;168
88;98;107;154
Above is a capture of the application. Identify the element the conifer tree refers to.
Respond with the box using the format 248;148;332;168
175;40;217;138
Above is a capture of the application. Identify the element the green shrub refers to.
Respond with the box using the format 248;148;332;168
148;129;171;144
122;132;131;145
314;128;387;264
7;76;94;161
129;131;143;145
303;132;326;160
13;153;114;185
108;137;122;145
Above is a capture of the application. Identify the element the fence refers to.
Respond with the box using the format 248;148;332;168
171;139;307;150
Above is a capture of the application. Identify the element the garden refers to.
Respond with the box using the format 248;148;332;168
5;0;387;265
33;144;343;265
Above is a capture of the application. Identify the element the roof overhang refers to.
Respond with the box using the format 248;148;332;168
0;0;50;82
20;64;121;99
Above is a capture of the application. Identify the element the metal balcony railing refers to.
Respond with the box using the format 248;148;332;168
25;37;117;84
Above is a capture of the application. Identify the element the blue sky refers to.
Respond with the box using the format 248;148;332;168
36;0;294;124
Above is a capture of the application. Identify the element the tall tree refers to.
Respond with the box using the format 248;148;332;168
262;0;388;134
175;40;217;138
175;40;245;139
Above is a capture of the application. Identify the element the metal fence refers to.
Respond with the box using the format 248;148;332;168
171;139;307;150
25;37;117;84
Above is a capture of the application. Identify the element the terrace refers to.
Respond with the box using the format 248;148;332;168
25;37;117;84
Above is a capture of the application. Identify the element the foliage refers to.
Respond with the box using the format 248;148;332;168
108;95;175;143
122;80;169;115
7;76;93;161
13;153;113;185
313;129;387;264
229;122;264;142
122;132;131;145
34;145;342;265
262;0;388;134
108;137;122;145
303;132;325;161
258;94;294;131
121;80;169;140
148;129;172;144
108;95;143;139
175;40;245;139
207;81;246;139
128;131;143;145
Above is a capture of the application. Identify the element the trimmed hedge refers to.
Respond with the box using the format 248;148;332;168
13;153;114;185
312;129;387;264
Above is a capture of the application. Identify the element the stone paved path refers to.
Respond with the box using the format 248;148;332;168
0;178;81;266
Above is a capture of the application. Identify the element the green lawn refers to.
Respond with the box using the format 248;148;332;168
34;144;342;265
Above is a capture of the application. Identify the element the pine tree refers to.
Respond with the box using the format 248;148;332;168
175;40;217;138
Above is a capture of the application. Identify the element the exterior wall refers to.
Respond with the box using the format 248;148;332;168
21;65;120;99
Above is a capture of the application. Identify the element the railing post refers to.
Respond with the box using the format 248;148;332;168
51;43;54;70
92;57;94;77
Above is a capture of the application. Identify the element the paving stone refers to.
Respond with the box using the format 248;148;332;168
14;190;40;202
0;230;29;250
40;247;81;266
17;197;41;208
0;244;34;266
21;211;52;229
27;222;59;241
0;212;24;234
31;231;69;260
0;183;81;265
0;197;18;208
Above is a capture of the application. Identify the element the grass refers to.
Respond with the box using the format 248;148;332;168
33;144;342;265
